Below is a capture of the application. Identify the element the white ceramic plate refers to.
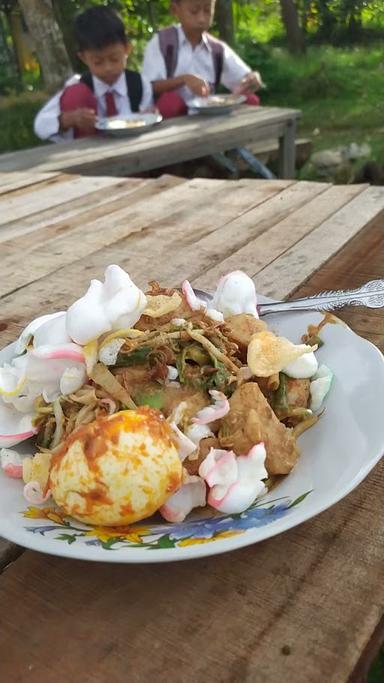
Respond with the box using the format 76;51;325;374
95;112;162;137
189;94;246;115
0;308;383;563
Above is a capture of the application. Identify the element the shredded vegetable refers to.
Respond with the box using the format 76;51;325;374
25;280;331;480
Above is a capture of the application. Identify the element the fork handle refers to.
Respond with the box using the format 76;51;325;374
258;280;384;316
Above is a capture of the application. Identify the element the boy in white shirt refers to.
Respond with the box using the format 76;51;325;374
142;0;263;118
34;6;153;142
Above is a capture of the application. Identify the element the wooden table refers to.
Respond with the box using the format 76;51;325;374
0;170;383;683
0;106;300;179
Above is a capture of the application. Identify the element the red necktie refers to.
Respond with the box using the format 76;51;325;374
105;91;117;117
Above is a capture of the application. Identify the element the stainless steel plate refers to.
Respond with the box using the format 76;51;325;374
95;112;163;137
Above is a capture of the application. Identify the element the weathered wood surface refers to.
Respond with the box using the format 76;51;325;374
0;107;301;178
0;171;61;194
0;172;383;683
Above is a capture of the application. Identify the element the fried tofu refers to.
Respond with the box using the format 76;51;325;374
219;382;299;475
184;436;219;476
224;314;267;358
285;377;310;409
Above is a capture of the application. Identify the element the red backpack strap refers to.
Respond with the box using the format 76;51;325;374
206;33;224;89
158;26;179;78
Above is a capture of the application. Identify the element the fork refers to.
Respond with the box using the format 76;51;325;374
192;280;384;316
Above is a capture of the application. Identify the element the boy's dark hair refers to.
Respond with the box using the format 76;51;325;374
74;6;127;51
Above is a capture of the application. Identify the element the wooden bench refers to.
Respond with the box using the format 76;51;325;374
0;106;301;179
249;136;312;169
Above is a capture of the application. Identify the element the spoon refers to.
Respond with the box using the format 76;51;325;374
192;279;384;316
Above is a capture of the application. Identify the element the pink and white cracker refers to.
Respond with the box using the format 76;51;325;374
192;390;230;425
160;474;207;523
0;447;24;479
211;270;258;318
66;265;147;345
206;443;268;514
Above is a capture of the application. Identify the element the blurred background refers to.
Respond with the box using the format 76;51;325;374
0;0;383;179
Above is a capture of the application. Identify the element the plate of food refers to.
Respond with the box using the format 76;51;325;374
0;268;383;562
188;94;246;115
95;112;163;137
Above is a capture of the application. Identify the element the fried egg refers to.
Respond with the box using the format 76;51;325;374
49;408;182;526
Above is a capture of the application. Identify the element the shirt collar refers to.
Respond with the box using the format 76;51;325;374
92;72;127;98
176;24;212;52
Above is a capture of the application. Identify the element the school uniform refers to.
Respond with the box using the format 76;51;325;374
34;71;153;143
142;24;258;117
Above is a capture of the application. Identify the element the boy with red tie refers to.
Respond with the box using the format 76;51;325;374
34;6;153;142
142;0;263;119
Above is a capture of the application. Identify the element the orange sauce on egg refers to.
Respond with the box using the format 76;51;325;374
51;408;173;471
76;477;113;515
166;471;182;494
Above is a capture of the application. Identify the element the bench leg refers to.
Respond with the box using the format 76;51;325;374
278;119;297;179
236;147;275;180
211;152;238;177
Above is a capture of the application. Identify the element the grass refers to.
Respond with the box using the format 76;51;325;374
0;92;46;153
252;43;384;179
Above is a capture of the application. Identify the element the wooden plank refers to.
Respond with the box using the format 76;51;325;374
193;183;364;290
0;174;130;227
287;215;384;353
0;540;22;573
349;615;384;683
0;176;220;296
0;172;60;195
255;185;384;299
63;120;295;177
2;181;371;330
0;178;288;310
0;107;301;175
0;321;25;349
249;137;312;163
0;175;182;247
159;180;329;287
278;118;297;179
0;461;382;683
0;180;383;683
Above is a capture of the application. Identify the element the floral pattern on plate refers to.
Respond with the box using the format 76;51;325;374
22;491;312;550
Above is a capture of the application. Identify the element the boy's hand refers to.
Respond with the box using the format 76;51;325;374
60;108;96;132
234;72;265;95
183;74;210;97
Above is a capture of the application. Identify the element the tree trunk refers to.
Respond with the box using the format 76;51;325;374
0;9;20;80
279;0;305;55
17;0;72;92
7;7;35;74
216;0;235;46
51;0;76;70
299;0;311;35
316;0;337;38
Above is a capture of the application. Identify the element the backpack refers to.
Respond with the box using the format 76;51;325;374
80;70;143;112
158;26;224;89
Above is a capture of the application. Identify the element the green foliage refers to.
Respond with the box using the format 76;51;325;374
235;0;283;44
369;648;384;683
0;92;45;152
256;42;384;180
262;43;384;127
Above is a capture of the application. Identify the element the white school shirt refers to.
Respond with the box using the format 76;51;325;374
141;24;251;104
34;71;153;143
